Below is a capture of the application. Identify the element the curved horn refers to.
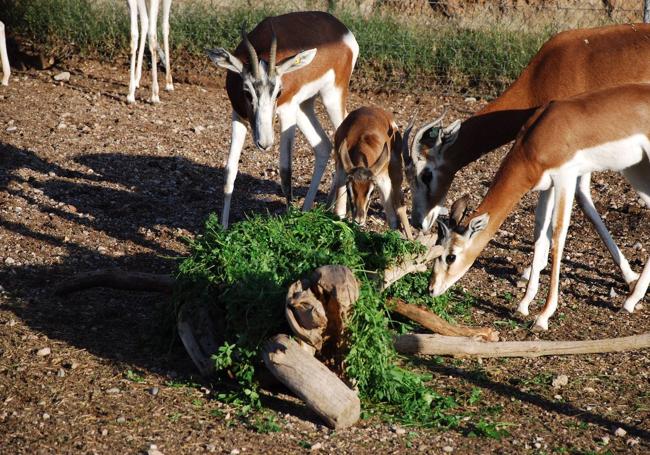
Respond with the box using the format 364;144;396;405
401;112;417;165
411;108;448;161
338;138;355;174
241;24;260;79
370;143;390;176
268;24;278;78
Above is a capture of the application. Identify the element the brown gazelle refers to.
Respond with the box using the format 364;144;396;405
208;11;358;228
430;83;650;331
407;23;650;310
330;106;412;239
0;21;9;86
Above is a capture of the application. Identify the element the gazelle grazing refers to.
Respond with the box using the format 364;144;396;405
0;21;10;86
430;83;650;331
207;11;358;228
330;106;413;239
126;0;173;103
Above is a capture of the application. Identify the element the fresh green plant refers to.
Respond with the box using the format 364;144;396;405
124;369;146;383
175;208;462;427
251;414;282;434
469;419;514;440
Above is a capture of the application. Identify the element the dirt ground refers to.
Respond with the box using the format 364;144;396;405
0;59;649;454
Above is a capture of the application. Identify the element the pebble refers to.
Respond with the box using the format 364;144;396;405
106;387;120;394
101;428;108;436
53;71;71;82
310;442;322;450
148;444;164;455
6;126;17;132
552;374;569;388
442;446;454;453
205;444;216;452
464;97;477;103
583;387;595;394
609;287;618;298
149;387;159;396
614;427;627;437
57;368;65;377
230;449;240;455
36;347;51;357
633;242;643;251
553;394;563;400
57;123;67;129
601;435;610;445
193;125;206;134
42;413;50;420
5;257;15;265
117;416;126;423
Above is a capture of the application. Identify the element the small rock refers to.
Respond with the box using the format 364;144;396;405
230;449;240;455
101;428;108;436
42;413;50;420
149;387;159;396
57;123;67;129
6;126;17;132
148;444;164;455
106;387;120;394
36;347;51;357
601;435;610;445
205;444;216;453
57;368;65;377
116;416;126;423
442;446;454;453
583;387;595;394
614;427;627;437
5;257;15;265
609;287;618;298
193;125;206;134
633;242;643;250
534;442;542;449
310;442;322;450
53;71;71;82
395;428;406;436
464;97;477;103
552;374;569;388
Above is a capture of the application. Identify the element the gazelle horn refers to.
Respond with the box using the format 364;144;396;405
268;24;278;78
370;143;390;175
338;139;355;173
411;107;448;161
241;24;260;79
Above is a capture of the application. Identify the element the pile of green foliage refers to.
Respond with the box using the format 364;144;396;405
176;208;470;426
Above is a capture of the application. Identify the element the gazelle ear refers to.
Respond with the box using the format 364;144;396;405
207;48;244;74
449;194;470;228
465;213;489;240
276;48;317;75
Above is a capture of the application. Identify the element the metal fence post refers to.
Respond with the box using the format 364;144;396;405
645;0;650;23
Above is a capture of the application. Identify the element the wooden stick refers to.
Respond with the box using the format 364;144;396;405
55;269;175;295
389;298;499;341
378;232;443;291
394;332;650;358
262;334;360;429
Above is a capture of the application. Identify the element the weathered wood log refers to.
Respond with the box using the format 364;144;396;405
389;298;499;342
377;232;443;291
286;265;359;364
55;269;174;295
262;334;360;429
176;303;222;377
394;332;650;358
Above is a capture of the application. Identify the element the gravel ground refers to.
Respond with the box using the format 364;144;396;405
0;58;648;454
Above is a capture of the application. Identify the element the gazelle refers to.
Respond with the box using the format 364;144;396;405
330;106;413;239
207;11;358;228
126;0;173;103
0;21;9;86
430;83;650;331
407;24;650;291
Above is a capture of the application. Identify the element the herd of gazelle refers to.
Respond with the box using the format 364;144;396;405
0;9;647;330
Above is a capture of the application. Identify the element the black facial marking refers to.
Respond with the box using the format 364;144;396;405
421;168;433;185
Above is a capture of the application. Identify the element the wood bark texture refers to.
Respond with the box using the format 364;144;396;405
262;334;361;429
394;333;650;358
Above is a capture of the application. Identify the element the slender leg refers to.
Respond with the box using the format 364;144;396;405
576;173;639;288
327;165;347;218
321;84;347;210
221;112;247;229
375;175;398;229
161;0;173;91
0;21;10;86
518;188;554;316
277;105;298;207
126;1;139;102
147;0;161;103
135;0;148;89
623;259;650;312
296;99;332;210
321;84;346;129
534;175;577;331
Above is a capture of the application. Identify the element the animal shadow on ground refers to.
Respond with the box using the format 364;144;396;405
0;142;328;421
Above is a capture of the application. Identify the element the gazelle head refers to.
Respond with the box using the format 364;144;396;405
338;138;391;226
403;112;462;232
428;195;490;296
208;25;317;152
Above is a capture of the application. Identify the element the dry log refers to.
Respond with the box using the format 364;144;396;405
394;332;650;358
262;334;360;429
389;298;499;342
378;232;443;290
176;303;222;377
55;268;174;295
286;265;359;364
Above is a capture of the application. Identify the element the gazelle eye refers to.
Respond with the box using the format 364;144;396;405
446;254;456;264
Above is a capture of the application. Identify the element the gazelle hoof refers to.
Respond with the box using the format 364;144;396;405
531;318;548;332
126;94;136;104
515;307;530;317
150;95;160;104
165;83;174;91
622;299;639;313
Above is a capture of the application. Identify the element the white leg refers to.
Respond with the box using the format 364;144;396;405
534;175;577;331
221;112;247;229
321;84;346;129
376;175;398;229
576;173;639;287
0;21;10;87
296;99;332;210
518;188;554;316
147;0;161;103
135;0;148;88
623;259;649;312
161;0;173;91
126;1;138;102
277;105;298;207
